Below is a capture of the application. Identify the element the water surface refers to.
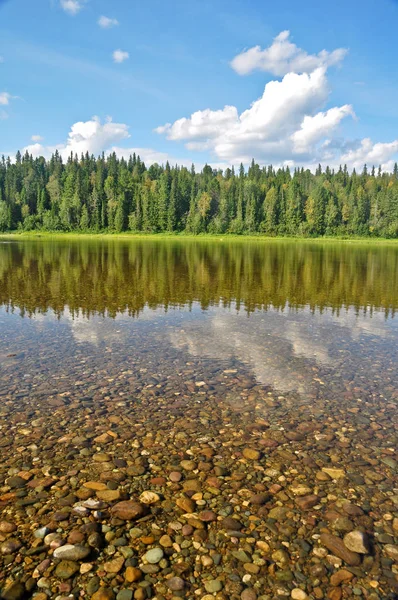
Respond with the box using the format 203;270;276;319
1;238;397;405
1;238;398;598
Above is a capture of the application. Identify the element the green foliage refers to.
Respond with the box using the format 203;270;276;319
1;152;398;237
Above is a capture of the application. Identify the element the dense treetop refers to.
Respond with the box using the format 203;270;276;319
1;151;398;236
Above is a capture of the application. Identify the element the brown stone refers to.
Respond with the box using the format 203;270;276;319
83;481;108;491
104;556;124;573
176;497;196;513
320;534;361;566
295;495;320;510
330;569;354;586
96;489;122;502
92;588;116;600
125;566;142;583
243;448;261;460
0;521;17;534
110;501;147;520
222;517;243;531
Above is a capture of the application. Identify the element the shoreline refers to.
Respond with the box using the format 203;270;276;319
1;231;398;245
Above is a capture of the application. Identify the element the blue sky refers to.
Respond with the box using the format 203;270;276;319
1;0;398;170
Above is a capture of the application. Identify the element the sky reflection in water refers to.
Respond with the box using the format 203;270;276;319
0;238;397;403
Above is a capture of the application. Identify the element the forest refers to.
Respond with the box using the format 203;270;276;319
1;150;398;236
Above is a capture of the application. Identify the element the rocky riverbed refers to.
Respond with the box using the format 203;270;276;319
0;363;397;600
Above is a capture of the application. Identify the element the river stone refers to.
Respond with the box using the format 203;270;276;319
320;534;361;566
116;592;133;600
167;577;185;591
243;448;260;460
53;544;90;561
295;495;319;510
222;517;243;530
0;522;17;534
6;476;27;489
291;590;308;600
204;580;223;593
330;569;354;586
139;491;160;505
104;556;125;573
55;560;80;579
384;544;398;561
125;566;142;582
343;531;370;554
241;589;257;600
143;548;164;564
110;501;147;520
1;539;22;555
321;468;346;479
176;497;196;513
180;460;197;471
91;589;115;600
0;582;25;600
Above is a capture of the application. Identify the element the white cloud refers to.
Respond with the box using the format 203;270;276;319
156;67;355;165
155;106;238;141
98;16;119;29
23;116;130;160
0;110;8;121
20;117;200;169
60;0;85;15
155;31;398;171
231;30;347;76
0;92;11;106
31;135;44;142
113;49;129;64
23;143;45;158
340;138;398;172
291;105;355;153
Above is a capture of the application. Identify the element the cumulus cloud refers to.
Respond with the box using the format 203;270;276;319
156;31;398;171
60;0;85;16
231;30;347;76
22;143;46;158
156;67;355;165
340;138;398;172
112;49;129;64
0;92;12;106
98;16;119;29
291;105;355;153
155;106;238;142
23;116;130;160
20;117;195;168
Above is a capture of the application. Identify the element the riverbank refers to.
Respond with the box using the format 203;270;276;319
1;231;398;245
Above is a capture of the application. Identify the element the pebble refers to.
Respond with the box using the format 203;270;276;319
0;582;25;600
320;534;361;566
204;580;223;593
53;544;90;561
167;577;185;591
343;531;370;554
91;589;116;600
291;590;308;600
143;548;164;564
110;501;147;520
55;560;80;579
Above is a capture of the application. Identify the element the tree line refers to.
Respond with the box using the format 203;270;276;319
1;150;398;236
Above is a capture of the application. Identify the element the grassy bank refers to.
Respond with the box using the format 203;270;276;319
1;231;398;245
